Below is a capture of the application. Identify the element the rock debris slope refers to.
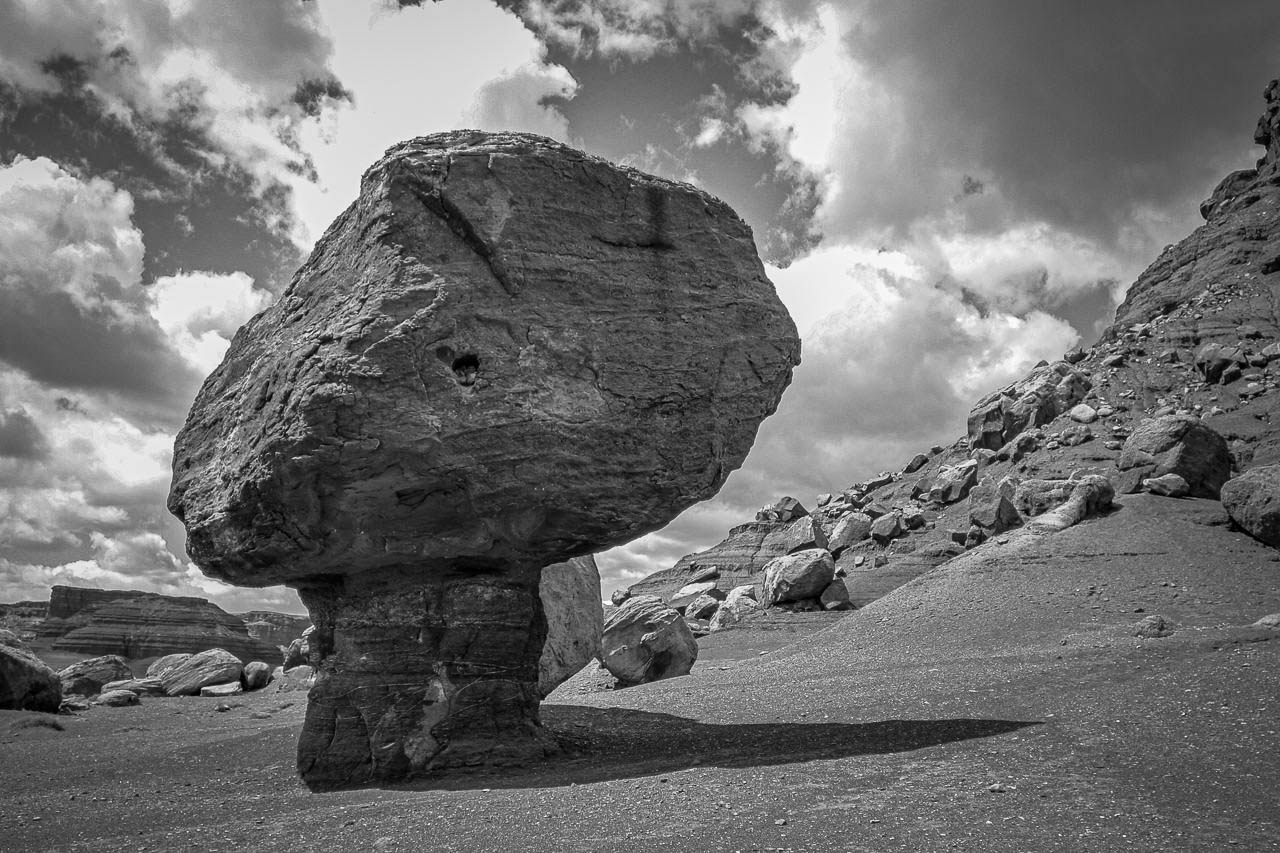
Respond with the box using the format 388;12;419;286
168;131;799;788
625;78;1280;622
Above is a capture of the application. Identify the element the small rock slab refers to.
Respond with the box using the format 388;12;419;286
200;682;243;698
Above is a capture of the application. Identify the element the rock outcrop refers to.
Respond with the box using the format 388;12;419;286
237;612;312;649
0;644;61;712
167;131;798;787
600;595;698;686
537;555;603;698
49;593;280;662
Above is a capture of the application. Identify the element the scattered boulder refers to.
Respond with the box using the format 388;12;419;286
1133;615;1175;638
967;361;1091;450
760;549;836;607
0;644;61;712
1024;476;1115;534
1221;465;1280;548
969;479;1021;535
101;678;165;697
146;653;191;679
825;513;872;555
755;496;808;522
870;513;903;544
1194;342;1246;384
1143;473;1191;498
242;661;272;691
684;593;723;620
160;649;244;697
93;689;140;707
902;453;929;474
1058;424;1092;447
819;579;854;611
600;596;698;687
537;555;604;698
708;586;761;631
669;580;719;611
282;636;309;670
1118;415;1231;498
1068;404;1098;424
930;460;979;504
200;682;243;698
58;655;132;697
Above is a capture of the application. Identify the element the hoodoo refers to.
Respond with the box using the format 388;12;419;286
168;131;800;788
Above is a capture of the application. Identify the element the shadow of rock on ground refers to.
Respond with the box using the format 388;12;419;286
386;705;1040;792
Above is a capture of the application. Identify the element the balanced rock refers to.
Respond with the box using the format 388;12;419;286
1118;415;1231;498
167;132;798;788
760;549;835;607
0;644;61;712
1221;465;1280;548
601;595;698;686
537;555;603;698
59;655;132;697
160;649;244;697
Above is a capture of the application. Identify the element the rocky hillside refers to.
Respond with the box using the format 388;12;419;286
622;77;1280;618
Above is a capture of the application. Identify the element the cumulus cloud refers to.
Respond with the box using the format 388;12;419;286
0;0;344;202
0;156;294;611
288;0;579;246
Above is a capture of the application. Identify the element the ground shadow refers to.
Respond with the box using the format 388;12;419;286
388;705;1041;792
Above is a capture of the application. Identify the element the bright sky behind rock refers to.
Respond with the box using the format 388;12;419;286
0;0;1277;613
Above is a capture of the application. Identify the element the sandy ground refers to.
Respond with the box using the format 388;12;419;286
2;494;1278;852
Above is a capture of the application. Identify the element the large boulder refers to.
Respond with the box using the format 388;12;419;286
1221;465;1280;548
241;661;272;691
159;649;244;697
760;549;836;607
58;655;132;697
825;513;872;555
537;555;603;698
600;595;698;687
0;644;61;712
1118;415;1231;498
166;132;798;788
146;653;191;679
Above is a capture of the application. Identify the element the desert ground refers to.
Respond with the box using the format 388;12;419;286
2;493;1277;852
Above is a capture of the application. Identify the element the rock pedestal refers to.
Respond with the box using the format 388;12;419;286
167;131;799;788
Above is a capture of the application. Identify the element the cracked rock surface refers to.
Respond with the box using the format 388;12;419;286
167;131;798;788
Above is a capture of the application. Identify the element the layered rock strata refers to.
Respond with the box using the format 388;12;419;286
168;131;799;788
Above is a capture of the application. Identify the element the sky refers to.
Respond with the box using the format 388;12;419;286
0;0;1277;614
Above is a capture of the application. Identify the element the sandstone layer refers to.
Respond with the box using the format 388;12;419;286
168;131;799;788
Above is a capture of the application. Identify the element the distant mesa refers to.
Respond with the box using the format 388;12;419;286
167;130;800;789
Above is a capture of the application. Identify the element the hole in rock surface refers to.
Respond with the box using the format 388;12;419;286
450;352;480;386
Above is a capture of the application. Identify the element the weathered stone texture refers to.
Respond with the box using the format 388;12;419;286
168;131;798;788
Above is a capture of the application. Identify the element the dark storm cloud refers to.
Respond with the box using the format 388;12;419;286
835;0;1280;246
0;409;48;460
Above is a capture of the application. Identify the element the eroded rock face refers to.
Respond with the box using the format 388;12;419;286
168;132;799;788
